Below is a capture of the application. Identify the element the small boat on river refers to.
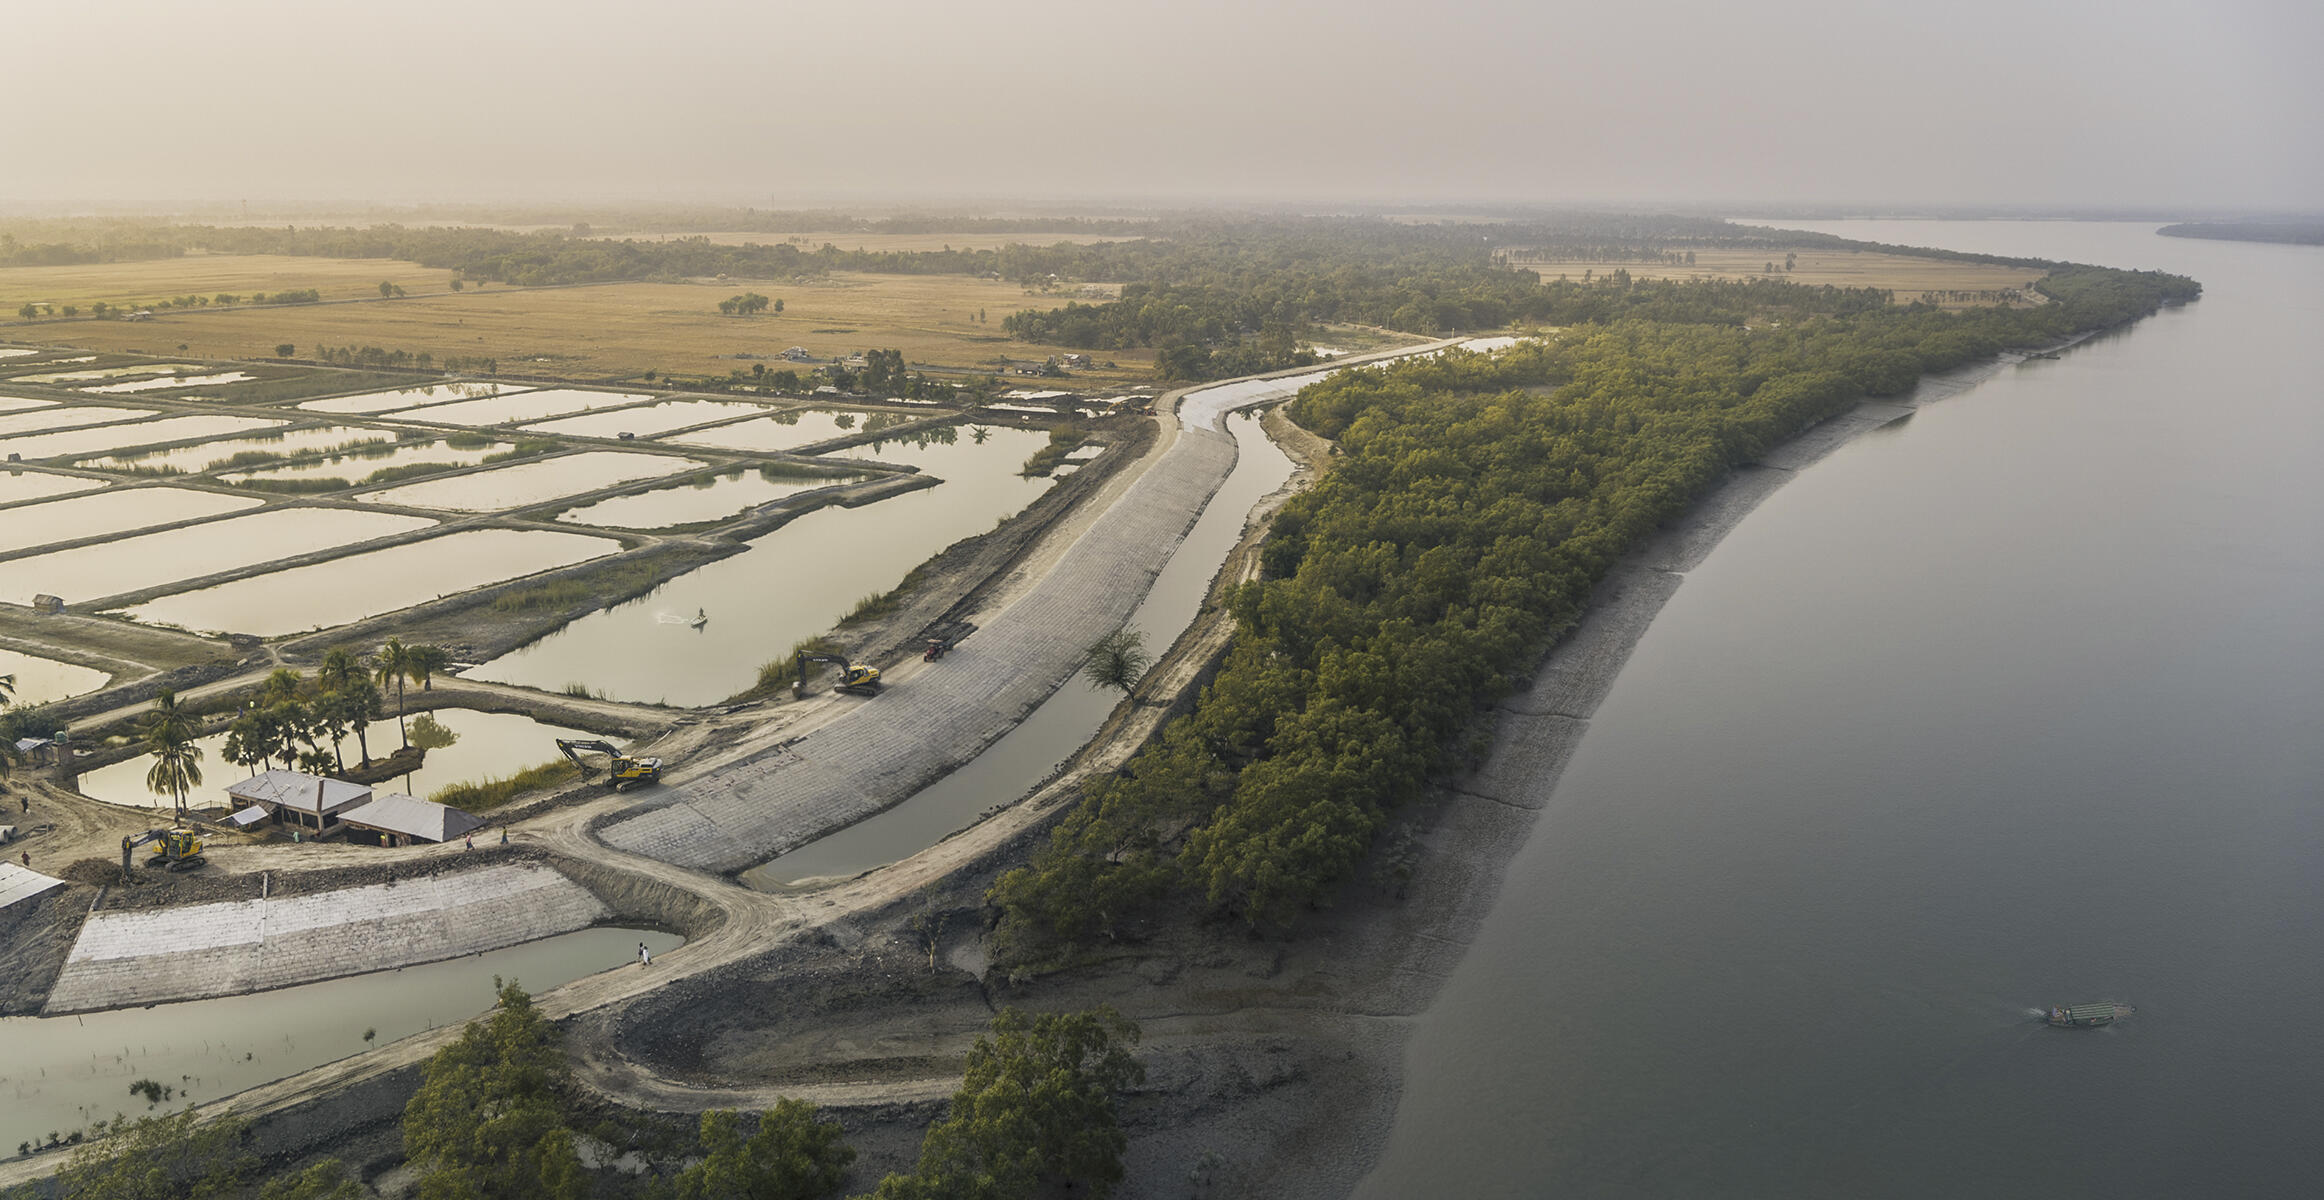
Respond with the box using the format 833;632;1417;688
2046;1002;2132;1028
690;608;709;629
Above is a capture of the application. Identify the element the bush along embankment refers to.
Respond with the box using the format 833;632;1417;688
987;264;2200;957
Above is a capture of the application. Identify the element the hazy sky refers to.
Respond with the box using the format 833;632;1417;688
4;0;2317;213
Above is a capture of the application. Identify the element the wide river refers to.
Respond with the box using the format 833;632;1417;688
1357;222;2324;1198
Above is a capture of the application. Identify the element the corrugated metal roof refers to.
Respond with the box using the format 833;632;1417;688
226;805;271;828
0;862;65;911
335;793;484;843
225;770;370;813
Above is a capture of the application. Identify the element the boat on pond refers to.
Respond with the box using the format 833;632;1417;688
2046;1002;2133;1028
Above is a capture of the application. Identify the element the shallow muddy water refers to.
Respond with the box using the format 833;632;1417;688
0;405;156;439
667;407;939;454
74;706;613;809
386;388;655;427
89;426;394;473
357;451;701;512
0;397;54;414
80;371;256;394
0;416;286;464
221;438;508;485
295;381;531;415
467;468;1053;705
553;467;863;530
0;647;110;706
0;926;683;1151
9;364;203;384
524;398;772;439
747;409;1293;887
1;508;433;606
0;487;261;556
0;468;100;508
124;528;619;636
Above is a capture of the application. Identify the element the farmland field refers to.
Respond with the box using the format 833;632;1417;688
13;264;1155;384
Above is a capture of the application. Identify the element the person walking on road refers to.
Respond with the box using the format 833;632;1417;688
638;941;651;967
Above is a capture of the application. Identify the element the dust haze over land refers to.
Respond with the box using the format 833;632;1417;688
1;0;2320;215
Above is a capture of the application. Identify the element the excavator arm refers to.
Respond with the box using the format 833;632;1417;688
794;652;882;697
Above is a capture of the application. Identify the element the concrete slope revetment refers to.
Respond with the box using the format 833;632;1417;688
43;863;610;1013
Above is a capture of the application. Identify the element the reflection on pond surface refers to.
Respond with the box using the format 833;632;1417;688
0;926;683;1151
81;371;257;394
0;405;156;438
469;467;1053;705
388;388;655;427
1;508;433;605
222;438;509;486
823;424;1046;472
0;468;100;507
0;415;286;463
126;528;620;636
0;647;110;706
0;487;260;555
666;407;934;453
89;425;394;473
357;451;703;512
11;363;203;384
554;467;862;530
75;706;610;808
525;398;771;438
296;381;531;414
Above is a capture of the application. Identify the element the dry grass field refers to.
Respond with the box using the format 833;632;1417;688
0;254;454;311
602;230;1146;252
14;264;1153;384
1508;247;2045;306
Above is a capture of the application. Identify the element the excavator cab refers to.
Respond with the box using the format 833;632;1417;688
795;651;882;698
555;739;663;791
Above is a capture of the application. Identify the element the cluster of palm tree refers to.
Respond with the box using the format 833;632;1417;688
142;638;452;814
0;672;19;788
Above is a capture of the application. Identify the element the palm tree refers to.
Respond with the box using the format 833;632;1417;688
317;647;362;693
262;667;304;706
0;671;15;707
406;644;451;692
142;690;204;821
376;638;414;748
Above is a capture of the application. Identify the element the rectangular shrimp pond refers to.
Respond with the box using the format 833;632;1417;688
221;438;510;486
356;451;703;512
382;389;655;427
124;528;620;636
467;464;1053;705
666;407;945;453
0;648;110;706
73;707;615;808
0;405;157;438
80;371;257;394
8;363;205;384
0;416;286;464
86;425;394;474
552;466;864;530
0;468;101;507
0;508;433;606
0;487;260;555
295;381;533;415
522;398;772;439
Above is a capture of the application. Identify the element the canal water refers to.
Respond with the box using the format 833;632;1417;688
0;926;682;1152
1356;223;2324;1197
744;409;1294;888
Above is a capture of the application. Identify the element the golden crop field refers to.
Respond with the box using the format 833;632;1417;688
0;253;453;311
1509;248;2045;307
15;263;1154;384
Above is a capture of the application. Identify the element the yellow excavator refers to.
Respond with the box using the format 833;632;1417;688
123;828;205;873
795;651;882;698
555;739;663;791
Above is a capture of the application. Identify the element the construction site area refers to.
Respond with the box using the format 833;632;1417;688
0;332;1461;1194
